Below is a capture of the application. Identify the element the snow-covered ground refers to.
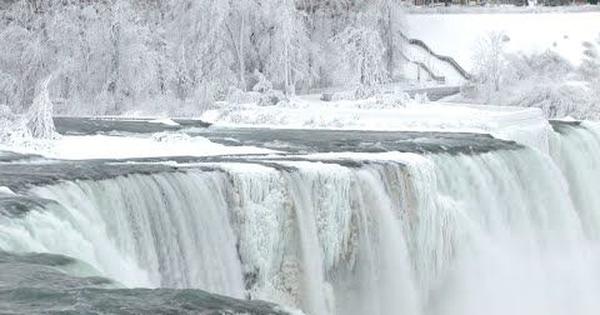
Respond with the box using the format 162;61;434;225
406;4;600;14
406;11;600;70
0;133;275;160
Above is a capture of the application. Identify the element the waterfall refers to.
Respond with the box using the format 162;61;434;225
551;121;600;240
2;127;600;314
406;148;600;315
0;172;245;296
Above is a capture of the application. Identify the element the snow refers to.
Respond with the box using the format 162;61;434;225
148;118;180;126
406;12;600;70
0;134;275;160
406;4;600;14
0;186;16;195
555;116;579;122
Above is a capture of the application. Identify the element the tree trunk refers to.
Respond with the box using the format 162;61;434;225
238;15;247;91
386;9;394;76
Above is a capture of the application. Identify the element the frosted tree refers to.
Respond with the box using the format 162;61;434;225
472;32;509;99
0;71;17;107
300;0;377;88
581;38;600;85
26;75;56;139
263;0;313;95
48;2;111;114
100;0;164;113
0;1;52;112
0;0;408;115
168;0;234;113
225;0;258;91
370;0;405;78
332;23;388;97
0;104;16;142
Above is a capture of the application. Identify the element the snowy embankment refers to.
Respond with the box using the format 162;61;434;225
202;96;552;153
405;11;600;70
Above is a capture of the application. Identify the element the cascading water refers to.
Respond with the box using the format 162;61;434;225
3;125;600;315
407;149;600;315
0;160;422;315
1;172;245;296
551;121;600;240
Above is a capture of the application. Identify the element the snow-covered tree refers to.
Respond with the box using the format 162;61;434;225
472;32;509;99
263;0;313;95
0;0;407;115
224;0;258;91
168;0;235;114
0;1;52;112
0;71;17;107
26;75;56;139
370;0;405;78
332;23;388;96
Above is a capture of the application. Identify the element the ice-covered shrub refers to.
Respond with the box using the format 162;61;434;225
0;105;16;142
498;51;594;118
354;84;382;99
506;50;574;81
502;51;599;118
413;93;430;104
227;87;263;105
326;86;389;102
465;41;600;119
328;90;360;102
373;92;411;108
325;89;414;107
0;104;14;121
580;36;600;96
581;41;600;80
223;71;288;107
252;70;274;94
0;105;29;145
507;82;593;118
227;86;286;107
257;89;287;107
